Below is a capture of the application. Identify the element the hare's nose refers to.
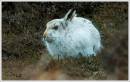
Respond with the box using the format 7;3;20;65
43;30;48;39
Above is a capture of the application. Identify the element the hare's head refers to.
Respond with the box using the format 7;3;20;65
43;9;77;43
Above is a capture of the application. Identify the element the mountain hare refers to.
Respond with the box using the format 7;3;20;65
43;9;102;59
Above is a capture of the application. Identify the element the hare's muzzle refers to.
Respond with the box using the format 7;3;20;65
43;29;54;43
43;30;48;39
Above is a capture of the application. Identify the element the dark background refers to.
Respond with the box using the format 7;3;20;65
2;2;128;80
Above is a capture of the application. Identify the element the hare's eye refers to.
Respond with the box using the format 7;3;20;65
53;26;58;30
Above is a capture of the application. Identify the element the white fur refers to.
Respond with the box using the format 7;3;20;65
43;9;102;59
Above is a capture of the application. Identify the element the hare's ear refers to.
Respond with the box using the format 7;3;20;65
64;9;77;21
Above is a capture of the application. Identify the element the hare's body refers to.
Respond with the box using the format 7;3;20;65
43;9;102;59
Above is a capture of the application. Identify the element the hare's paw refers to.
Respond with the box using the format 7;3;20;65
51;54;65;60
84;47;96;56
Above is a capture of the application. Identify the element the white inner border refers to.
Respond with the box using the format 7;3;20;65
0;0;129;82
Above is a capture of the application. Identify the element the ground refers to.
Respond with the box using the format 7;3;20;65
2;52;117;80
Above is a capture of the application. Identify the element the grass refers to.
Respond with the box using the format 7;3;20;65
2;54;108;80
